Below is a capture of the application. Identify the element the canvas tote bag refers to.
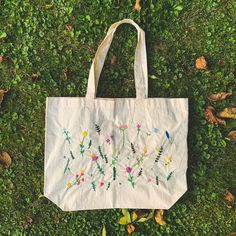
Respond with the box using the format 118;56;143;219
44;19;189;211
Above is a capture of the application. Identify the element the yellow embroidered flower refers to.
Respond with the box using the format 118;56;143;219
115;146;120;153
80;169;85;175
66;182;72;188
165;156;172;167
82;130;88;137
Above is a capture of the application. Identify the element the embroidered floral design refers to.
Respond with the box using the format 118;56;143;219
136;122;141;136
80;130;87;156
118;124;128;148
125;166;135;188
62;124;175;191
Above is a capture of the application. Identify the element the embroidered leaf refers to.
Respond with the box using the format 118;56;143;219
88;139;92;149
167;171;174;181
165;131;170;139
113;167;116;181
156;176;159;185
70;151;75;160
98;146;104;159
63;158;70;174
106;182;111;190
104;154;108;164
127;224;135;234
91;181;96;191
95;124;101;135
131;143;136;154
155;146;163;162
96;161;105;175
137;168;143;177
155;209;166;226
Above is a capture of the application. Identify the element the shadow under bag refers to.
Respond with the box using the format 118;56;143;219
44;19;189;211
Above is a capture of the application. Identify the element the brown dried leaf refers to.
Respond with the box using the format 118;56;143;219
227;233;236;236
218;59;225;66
0;151;12;168
204;106;226;126
0;55;4;63
65;24;72;31
127;224;135;234
0;89;8;105
208;92;232;101
228;131;236;141
111;55;117;65
155;209;166;226
224;190;235;202
134;0;141;12
218;108;236;119
196;56;207;69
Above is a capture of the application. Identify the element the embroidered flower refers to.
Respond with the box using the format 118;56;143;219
77;181;81;186
82;130;88;137
100;181;104;187
90;153;98;161
125;166;132;173
66;182;72;188
143;146;148;154
147;177;152;183
152;128;158;133
136;122;141;129
118;124;128;130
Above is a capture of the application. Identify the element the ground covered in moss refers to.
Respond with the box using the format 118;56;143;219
0;0;235;235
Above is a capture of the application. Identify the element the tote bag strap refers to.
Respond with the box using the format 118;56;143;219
86;19;148;99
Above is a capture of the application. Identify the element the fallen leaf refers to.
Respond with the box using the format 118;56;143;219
135;0;141;12
0;55;4;63
204;106;226;126
155;209;166;226
0;151;12;168
208;92;232;101
102;225;106;236
31;74;39;82
227;233;236;236
118;216;129;225
218;108;236;119
65;24;73;31
226;205;233;209
131;211;138;222
111;55;117;65
224;190;235;202
127;224;135;234
228;131;236;141
218;59;225;66
0;89;8;105
196;56;207;69
136;209;154;222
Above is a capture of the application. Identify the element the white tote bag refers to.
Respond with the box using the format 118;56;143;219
44;19;189;211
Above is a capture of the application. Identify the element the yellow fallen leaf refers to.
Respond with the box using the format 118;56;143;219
135;0;141;12
196;56;207;69
208;92;232;101
155;209;166;226
218;107;236;119
102;225;106;236
118;216;129;225
127;224;135;234
131;211;138;222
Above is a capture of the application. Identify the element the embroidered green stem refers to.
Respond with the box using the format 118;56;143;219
106;182;111;190
88;139;92;149
64;158;70;174
70;151;75;160
96;161;105;176
128;173;135;188
91;181;96;191
137;168;143;177
167;171;175;181
121;130;125;148
63;128;71;144
111;155;119;166
113;167;116;181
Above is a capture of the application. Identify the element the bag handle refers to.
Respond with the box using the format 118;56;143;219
85;19;148;99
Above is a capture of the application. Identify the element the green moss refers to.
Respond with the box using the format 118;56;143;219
0;0;235;235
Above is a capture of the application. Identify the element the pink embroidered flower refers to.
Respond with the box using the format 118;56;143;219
143;146;148;154
136;122;141;129
100;181;104;187
147;177;152;183
118;124;128;130
77;181;81;186
75;174;79;178
125;166;132;173
90;153;98;161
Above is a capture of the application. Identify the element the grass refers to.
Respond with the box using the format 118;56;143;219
0;0;236;235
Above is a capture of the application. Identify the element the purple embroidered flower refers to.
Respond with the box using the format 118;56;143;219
136;122;141;129
125;166;132;173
